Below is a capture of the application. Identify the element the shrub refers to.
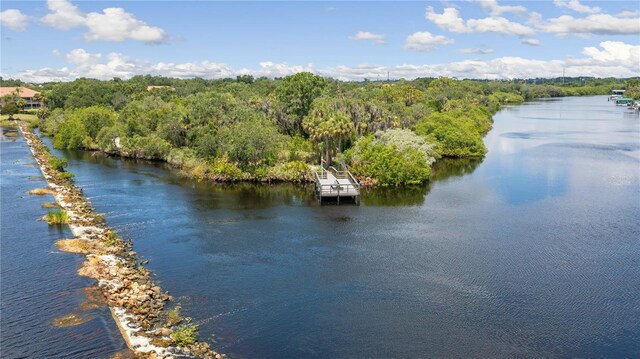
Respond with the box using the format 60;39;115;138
218;115;283;167
46;209;70;224
122;134;172;160
53;115;89;150
48;156;68;172
96;125;123;153
166;307;182;326
415;111;487;158
267;161;312;182
104;231;122;247
170;324;198;346
1;103;19;118
209;158;243;179
58;171;75;181
346;136;431;186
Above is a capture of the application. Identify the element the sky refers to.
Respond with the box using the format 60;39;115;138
1;0;639;82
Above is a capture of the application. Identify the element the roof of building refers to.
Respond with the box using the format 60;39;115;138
146;85;175;91
0;87;41;98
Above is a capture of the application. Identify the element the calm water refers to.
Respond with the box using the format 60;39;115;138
4;96;640;358
0;127;128;358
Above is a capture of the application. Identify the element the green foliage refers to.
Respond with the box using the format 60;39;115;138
1;103;19;117
416;111;488;158
303;97;355;164
267;161;312;182
374;128;437;166
122;134;172;160
46;209;70;224
38;74;630;186
347;135;431;186
53;114;89;150
286;136;315;162
170;324;198;346
218;115;283;167
195;132;219;159
625;86;640;100
96;125;123;153
209;158;243;179
274;72;327;135
48;155;68;172
166;306;182;326
489;91;525;105
58;171;75;181
104;231;121;247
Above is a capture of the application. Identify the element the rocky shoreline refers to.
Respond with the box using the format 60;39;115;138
19;122;225;359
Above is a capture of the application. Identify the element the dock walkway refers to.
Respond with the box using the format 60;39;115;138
315;167;360;204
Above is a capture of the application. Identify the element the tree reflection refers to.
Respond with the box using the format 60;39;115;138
360;157;483;206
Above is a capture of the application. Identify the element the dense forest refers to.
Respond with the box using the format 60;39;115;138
2;75;637;186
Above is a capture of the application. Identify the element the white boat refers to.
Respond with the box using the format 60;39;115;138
608;89;625;101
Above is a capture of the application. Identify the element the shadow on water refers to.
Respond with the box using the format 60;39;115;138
430;157;483;182
52;134;485;209
360;157;483;206
1;126;20;141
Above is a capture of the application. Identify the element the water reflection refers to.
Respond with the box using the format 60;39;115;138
30;96;640;358
55;146;484;208
431;158;483;182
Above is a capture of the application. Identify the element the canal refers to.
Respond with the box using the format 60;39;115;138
2;96;639;357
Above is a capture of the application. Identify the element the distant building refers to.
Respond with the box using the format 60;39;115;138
146;85;175;91
0;87;43;110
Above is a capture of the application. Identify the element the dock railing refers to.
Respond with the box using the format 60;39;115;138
314;166;360;203
328;166;360;191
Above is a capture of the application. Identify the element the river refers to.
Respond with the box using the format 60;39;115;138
2;96;639;358
0;127;129;358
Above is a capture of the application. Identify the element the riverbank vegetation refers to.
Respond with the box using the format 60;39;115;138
45;209;70;224
3;75;634;186
19;122;225;358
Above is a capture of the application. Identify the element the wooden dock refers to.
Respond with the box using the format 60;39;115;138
315;167;360;205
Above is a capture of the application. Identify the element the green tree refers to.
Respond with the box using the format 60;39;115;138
346;135;431;186
273;72;327;135
1;102;19;118
218;115;283;167
303;97;355;165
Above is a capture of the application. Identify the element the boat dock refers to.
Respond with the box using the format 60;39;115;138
315;167;360;205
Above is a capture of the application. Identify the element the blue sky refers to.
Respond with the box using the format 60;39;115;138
1;1;639;81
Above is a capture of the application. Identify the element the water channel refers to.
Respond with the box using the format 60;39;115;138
2;96;639;358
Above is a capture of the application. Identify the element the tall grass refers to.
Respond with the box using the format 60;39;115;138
46;209;70;224
170;324;198;346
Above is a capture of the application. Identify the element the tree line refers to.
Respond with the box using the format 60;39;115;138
2;75;635;186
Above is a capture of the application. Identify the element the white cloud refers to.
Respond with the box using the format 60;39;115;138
467;17;535;36
521;39;541;46
479;0;527;16
426;7;535;36
617;10;640;18
426;7;468;33
41;0;85;30
348;31;386;45
460;48;494;55
4;42;638;82
0;9;30;32
40;0;168;43
527;12;543;25
579;41;639;65
84;8;167;43
553;0;601;14
404;31;454;52
539;13;640;35
65;48;102;65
